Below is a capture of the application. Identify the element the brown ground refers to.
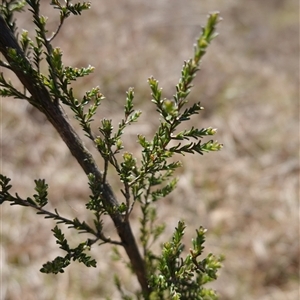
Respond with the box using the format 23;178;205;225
1;0;299;299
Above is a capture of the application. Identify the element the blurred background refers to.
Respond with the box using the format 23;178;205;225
1;0;299;299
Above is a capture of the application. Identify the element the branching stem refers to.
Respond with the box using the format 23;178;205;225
0;14;150;296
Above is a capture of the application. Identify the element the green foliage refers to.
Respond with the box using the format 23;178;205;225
0;0;26;34
40;226;97;274
149;221;223;300
0;1;223;299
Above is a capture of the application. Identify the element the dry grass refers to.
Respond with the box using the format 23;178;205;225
1;0;299;299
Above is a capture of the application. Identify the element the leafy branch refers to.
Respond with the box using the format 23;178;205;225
0;1;223;298
149;221;223;300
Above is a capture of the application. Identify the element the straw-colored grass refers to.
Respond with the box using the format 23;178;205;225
1;0;298;299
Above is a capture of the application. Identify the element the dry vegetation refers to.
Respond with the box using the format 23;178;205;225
1;0;299;299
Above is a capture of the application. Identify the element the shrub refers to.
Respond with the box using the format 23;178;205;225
0;1;223;299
